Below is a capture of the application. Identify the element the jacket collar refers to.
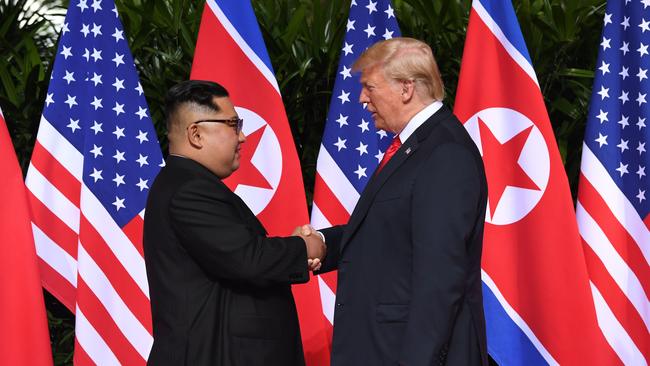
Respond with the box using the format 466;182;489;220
397;100;443;143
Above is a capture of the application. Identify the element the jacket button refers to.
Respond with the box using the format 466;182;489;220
336;303;343;307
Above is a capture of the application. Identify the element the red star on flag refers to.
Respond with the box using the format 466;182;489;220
479;118;540;216
227;125;273;190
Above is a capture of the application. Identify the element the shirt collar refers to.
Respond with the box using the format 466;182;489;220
397;100;443;143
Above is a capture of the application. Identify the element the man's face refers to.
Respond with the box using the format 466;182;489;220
189;96;245;178
359;65;404;133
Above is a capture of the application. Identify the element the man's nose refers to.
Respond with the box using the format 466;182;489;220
359;90;369;103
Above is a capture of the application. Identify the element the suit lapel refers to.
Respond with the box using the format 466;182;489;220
339;106;453;252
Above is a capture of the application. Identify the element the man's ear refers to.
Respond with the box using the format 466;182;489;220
401;79;415;103
186;124;203;148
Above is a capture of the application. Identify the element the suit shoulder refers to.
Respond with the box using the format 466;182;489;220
153;157;213;185
438;113;470;137
149;159;230;203
421;114;478;153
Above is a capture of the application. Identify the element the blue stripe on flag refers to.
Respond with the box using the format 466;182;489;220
214;0;275;74
482;282;548;366
477;0;532;65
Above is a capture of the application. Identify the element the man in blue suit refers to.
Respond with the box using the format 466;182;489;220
310;37;489;365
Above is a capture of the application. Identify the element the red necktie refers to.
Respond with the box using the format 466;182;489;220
376;137;402;173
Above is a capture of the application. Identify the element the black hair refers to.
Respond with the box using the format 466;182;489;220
164;80;230;128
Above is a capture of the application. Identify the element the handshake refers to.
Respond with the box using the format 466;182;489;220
292;224;326;271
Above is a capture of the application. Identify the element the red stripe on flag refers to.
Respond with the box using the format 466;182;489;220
122;214;145;258
38;257;76;313
28;191;78;258
311;175;345;292
582;242;649;354
312;174;351;225
80;215;153;332
311;175;343;291
73;339;95;366
77;278;146;366
30;141;81;206
578;174;650;297
292;275;332;366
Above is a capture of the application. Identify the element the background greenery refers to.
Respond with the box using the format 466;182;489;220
1;0;605;364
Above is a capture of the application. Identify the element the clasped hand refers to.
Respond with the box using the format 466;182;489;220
292;224;326;271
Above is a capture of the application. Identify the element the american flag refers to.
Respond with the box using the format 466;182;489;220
24;0;163;364
577;1;650;364
310;0;399;337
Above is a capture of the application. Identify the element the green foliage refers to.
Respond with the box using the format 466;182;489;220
0;0;606;364
394;0;471;101
0;0;65;169
45;292;75;365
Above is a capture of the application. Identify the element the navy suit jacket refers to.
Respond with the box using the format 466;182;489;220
319;106;489;365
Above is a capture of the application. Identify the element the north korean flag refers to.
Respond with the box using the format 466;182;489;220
190;1;329;364
454;0;620;364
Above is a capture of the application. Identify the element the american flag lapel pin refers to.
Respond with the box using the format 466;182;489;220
405;147;412;155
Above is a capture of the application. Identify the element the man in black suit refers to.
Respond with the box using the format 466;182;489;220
308;37;489;365
143;80;325;366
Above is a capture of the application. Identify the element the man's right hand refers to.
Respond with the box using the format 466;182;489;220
292;224;326;270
